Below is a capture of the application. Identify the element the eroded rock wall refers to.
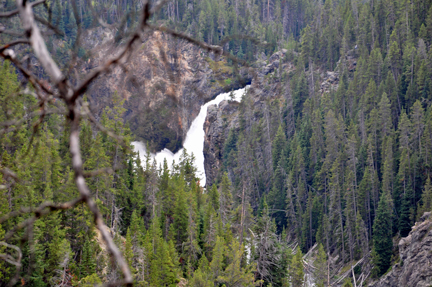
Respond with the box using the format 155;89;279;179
80;27;250;152
369;212;432;287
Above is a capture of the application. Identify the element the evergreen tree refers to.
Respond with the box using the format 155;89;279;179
372;192;393;277
314;244;328;287
417;177;432;219
290;246;304;287
219;172;233;225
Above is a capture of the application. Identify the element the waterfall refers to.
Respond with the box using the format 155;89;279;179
132;86;249;186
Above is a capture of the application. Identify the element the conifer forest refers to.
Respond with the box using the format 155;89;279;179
1;0;432;286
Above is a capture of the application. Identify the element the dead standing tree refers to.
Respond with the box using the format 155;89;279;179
0;0;260;285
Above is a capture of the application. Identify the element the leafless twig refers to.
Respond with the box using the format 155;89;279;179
0;242;22;267
0;0;257;285
0;0;45;18
0;39;30;53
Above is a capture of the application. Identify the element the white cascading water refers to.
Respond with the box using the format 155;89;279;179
132;86;249;186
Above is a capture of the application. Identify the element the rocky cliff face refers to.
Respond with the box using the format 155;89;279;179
204;99;241;186
369;212;432;287
79;27;250;152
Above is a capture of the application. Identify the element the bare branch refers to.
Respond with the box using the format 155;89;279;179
8;1;136;283
148;24;255;71
0;39;29;53
73;0;151;100
0;0;45;18
219;33;271;48
149;24;223;55
84;168;115;178
2;198;84;241
34;15;65;36
0;29;24;36
0;1;260;285
0;198;84;224
0;242;22;267
16;0;63;83
68;103;133;284
85;0;115;29
0;49;54;95
64;0;83;77
82;103;132;150
0;168;18;181
0;110;63;136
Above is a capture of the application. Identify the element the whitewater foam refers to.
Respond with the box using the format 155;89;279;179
132;86;249;186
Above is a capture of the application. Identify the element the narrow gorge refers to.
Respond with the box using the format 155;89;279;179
132;86;249;186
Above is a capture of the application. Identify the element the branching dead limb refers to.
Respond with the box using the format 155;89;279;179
0;50;55;95
81;103;132;151
0;197;84;225
0;0;256;285
0;242;22;267
0;40;30;53
72;1;150;100
34;15;65;36
0;0;45;18
2;198;85;241
16;0;63;84
84;168;115;178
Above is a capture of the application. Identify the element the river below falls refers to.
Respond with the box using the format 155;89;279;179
132;86;249;187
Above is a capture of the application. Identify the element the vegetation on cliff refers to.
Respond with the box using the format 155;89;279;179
2;0;432;285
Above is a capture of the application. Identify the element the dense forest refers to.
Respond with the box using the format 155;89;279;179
2;0;432;285
0;61;294;285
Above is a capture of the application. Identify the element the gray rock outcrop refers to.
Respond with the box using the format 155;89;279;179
369;212;432;287
204;100;240;187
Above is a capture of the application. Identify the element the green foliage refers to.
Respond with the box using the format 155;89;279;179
3;0;432;284
373;192;393;277
314;244;328;287
80;273;102;286
290;247;304;287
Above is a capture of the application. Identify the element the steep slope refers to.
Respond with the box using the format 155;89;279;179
204;49;294;187
369;212;432;287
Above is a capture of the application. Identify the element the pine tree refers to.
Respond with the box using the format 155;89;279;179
255;198;281;283
378;92;393;140
189;255;213;286
210;236;225;281
159;241;178;286
372;192;393;277
0;223;11;283
417;177;432;219
218;240;257;287
219;172;233;225
208;184;220;211
80;236;96;279
290;246;304;287
272;125;287;171
399;184;414;237
314;244;328;287
170;185;188;249
125;228;135;274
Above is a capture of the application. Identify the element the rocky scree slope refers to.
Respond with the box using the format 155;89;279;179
369;212;432;287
